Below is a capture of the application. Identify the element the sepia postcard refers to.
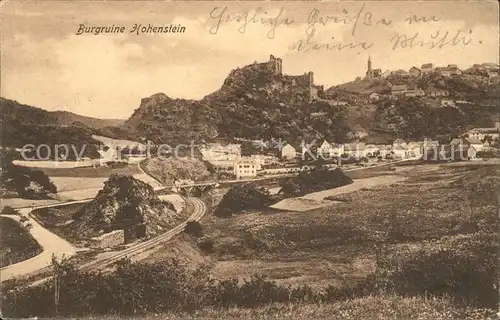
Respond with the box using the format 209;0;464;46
1;1;499;319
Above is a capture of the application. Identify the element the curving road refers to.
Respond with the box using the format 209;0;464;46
0;202;81;282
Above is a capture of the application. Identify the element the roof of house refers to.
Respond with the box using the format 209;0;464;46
393;138;407;145
450;138;467;145
422;140;439;145
344;142;366;151
319;140;330;147
391;84;408;91
407;141;423;148
393;144;407;151
426;87;449;93
465;137;482;145
468;127;499;133
282;143;297;151
421;63;434;68
409;66;420;71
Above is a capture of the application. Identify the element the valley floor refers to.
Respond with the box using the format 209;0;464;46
151;163;498;290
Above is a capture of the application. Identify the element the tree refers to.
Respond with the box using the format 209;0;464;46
184;220;203;237
1;150;57;199
214;183;271;217
1;206;19;215
280;167;353;197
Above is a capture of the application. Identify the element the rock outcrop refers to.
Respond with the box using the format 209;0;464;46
73;174;178;242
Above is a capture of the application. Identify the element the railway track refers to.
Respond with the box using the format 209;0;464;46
30;197;206;286
79;197;206;272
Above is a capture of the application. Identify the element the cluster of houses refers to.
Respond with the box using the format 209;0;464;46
203;121;499;179
386;85;451;100
363;58;499;103
281;139;426;161
367;59;499;81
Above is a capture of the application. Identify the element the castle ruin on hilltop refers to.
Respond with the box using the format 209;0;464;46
251;55;325;102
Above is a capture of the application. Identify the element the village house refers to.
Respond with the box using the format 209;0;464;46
405;88;425;97
408;66;421;77
281;143;297;161
201;143;241;161
317;140;332;158
440;99;456;107
436;66;461;77
344;142;366;158
421;63;435;73
391;84;408;97
209;160;235;175
421;140;440;160
369;92;380;101
449;138;477;160
466;121;500;141
435;67;451;77
482;140;492;150
465;137;484;152
381;70;391;78
481;62;500;70
426;87;450;98
391;69;409;77
377;144;393;158
328;100;348;106
233;156;259;179
487;70;499;78
330;143;344;157
392;138;409;159
407;141;423;159
316;140;344;159
363;144;380;157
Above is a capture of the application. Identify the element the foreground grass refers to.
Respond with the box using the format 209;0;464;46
81;296;497;320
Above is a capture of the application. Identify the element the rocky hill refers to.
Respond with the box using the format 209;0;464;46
1;97;124;129
123;56;350;144
72;174;179;241
141;157;211;186
0;98;125;158
121;56;499;145
3;58;499;147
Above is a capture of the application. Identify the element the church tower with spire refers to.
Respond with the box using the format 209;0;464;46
366;55;373;79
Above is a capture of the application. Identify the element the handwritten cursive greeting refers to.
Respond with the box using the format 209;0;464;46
207;3;478;53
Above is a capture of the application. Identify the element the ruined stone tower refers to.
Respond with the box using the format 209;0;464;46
269;54;282;75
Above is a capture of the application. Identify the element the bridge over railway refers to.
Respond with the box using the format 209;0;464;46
172;181;220;196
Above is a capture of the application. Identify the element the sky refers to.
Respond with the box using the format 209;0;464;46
1;1;499;119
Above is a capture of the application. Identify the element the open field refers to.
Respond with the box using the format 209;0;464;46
31;202;86;246
271;174;406;212
184;164;499;289
0;216;42;268
38;164;142;177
